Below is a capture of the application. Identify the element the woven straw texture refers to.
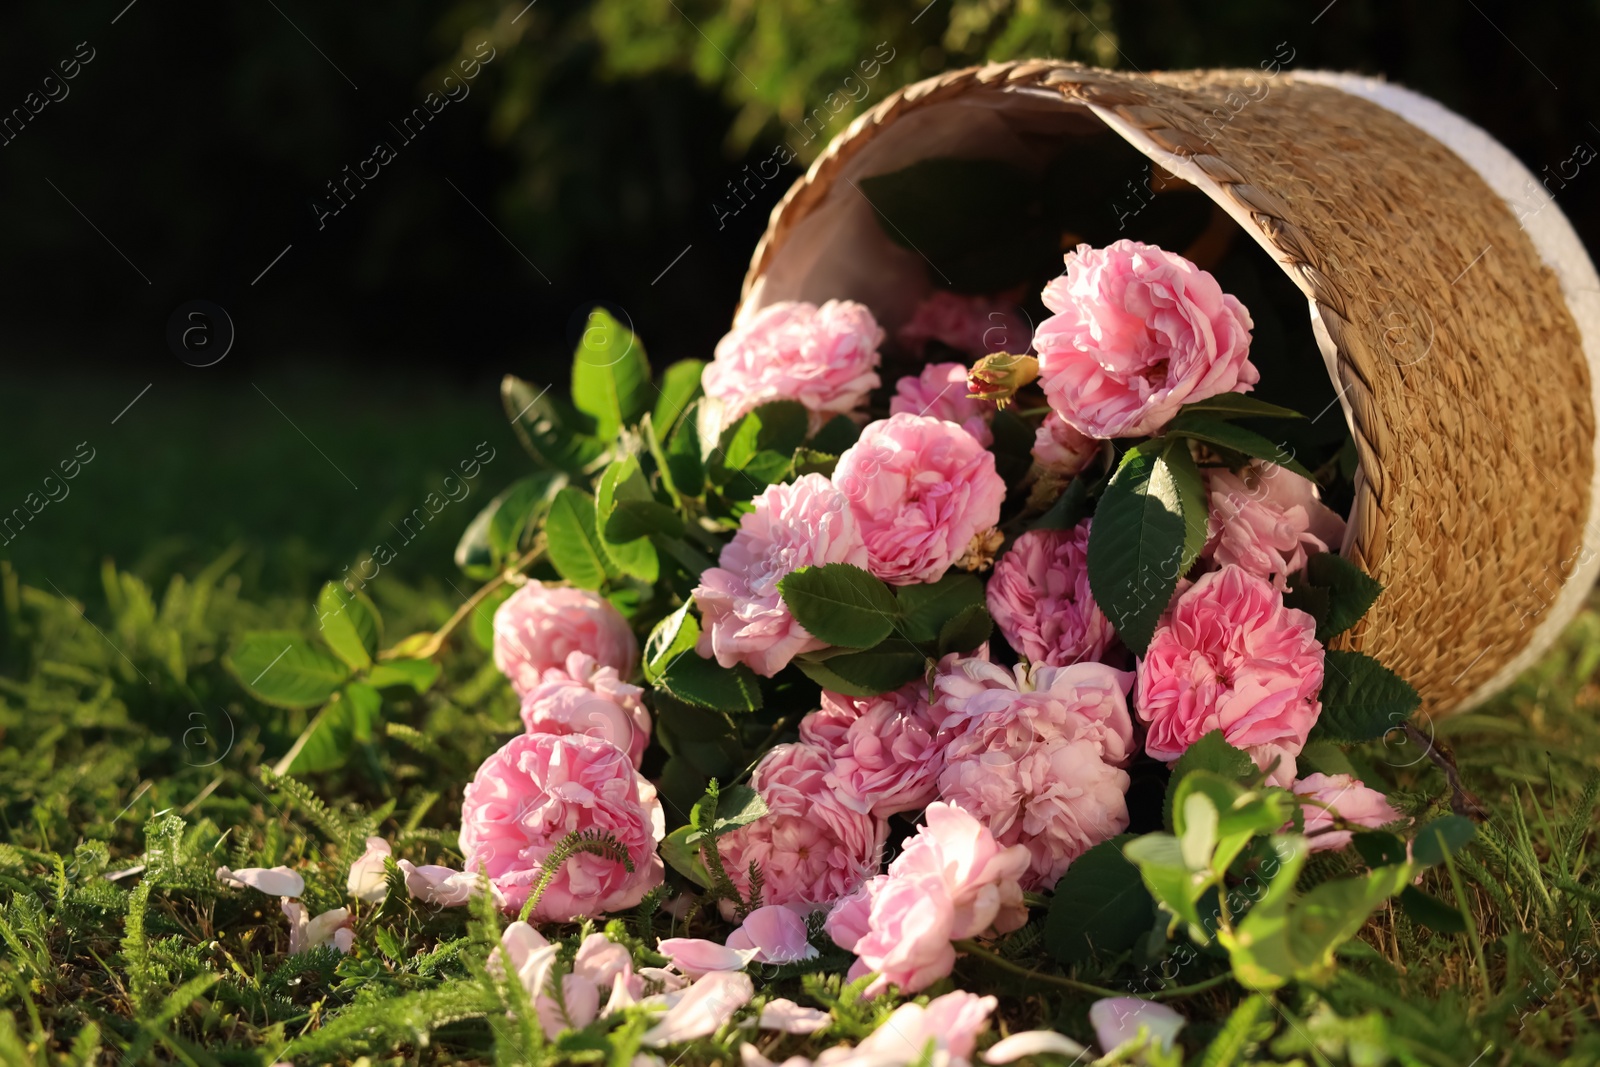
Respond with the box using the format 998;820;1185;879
737;61;1595;716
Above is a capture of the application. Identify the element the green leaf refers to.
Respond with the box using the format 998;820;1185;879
488;472;567;563
1165;413;1314;479
810;415;862;454
502;375;605;474
1411;815;1475;867
272;688;365;775
793;641;927;697
471;585;515;651
713;401;809;498
1178;395;1306;421
1029;472;1099;532
1164;440;1210;571
367;659;441;693
1087;440;1189;654
660;826;712;888
1044;836;1154;965
1350;831;1414;870
1281;582;1331;632
344;681;381;741
778;564;899;649
316;582;381;672
664;403;707;499
653;359;706;435
792;448;838;479
595;457;660;583
607;499;686;542
644;604;700;684
1296;553;1384;641
895;572;985;645
1163;730;1256;829
545;488;612;590
454;493;499;579
571;308;652;440
1221;836;1412;990
938;604;993;656
686;782;769;845
1123;833;1205;931
1310;650;1420;743
1399;886;1468;933
227;632;352;710
655;653;763;713
988;407;1036;486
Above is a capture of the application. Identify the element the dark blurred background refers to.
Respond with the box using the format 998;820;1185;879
2;0;1596;600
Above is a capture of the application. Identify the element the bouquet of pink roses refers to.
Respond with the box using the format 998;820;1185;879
232;164;1476;1052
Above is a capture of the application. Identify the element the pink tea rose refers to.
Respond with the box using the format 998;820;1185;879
934;657;1137;767
346;836;392;903
459;732;665;920
939;734;1130;891
821;877;878;952
494;581;639;696
1205;462;1348;590
845;872;960;994
896;290;1031;360
832;414;1006;584
1291;773;1405;852
717;743;887;912
889;362;995;447
520;651;653;767
705;300;883;432
693;474;870;676
1032;414;1100;477
725;905;819;965
986;523;1117;669
1035;241;1258;438
1136;565;1324;785
799;683;946;817
888;803;1031;939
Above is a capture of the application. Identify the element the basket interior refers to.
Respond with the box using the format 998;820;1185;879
741;87;1356;541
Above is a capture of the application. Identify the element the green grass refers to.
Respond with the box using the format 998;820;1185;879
1;376;1597;1064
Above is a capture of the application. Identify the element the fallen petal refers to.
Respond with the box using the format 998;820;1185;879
982;1030;1090;1063
1088;998;1184;1055
642;970;754;1046
218;865;305;898
759;998;830;1035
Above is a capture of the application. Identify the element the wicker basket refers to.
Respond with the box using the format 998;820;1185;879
735;62;1600;717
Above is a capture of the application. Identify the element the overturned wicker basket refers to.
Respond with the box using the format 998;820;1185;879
735;62;1600;717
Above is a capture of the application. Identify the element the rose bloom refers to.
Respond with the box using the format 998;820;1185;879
1291;773;1405;853
934;656;1137;767
1205;462;1347;590
459;732;665;921
896;290;1032;360
936;657;1135;889
704;299;883;432
798;682;945;817
887;802;1031;940
717;743;886;912
693;474;870;676
493;581;638;697
1136;564;1324;785
889;362;995;447
520;651;652;767
1032;414;1099;477
832;413;1006;584
1035;241;1258;438
987;523;1117;669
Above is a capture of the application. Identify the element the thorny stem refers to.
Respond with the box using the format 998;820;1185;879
384;539;546;661
952;940;1233;1001
1403;721;1490;819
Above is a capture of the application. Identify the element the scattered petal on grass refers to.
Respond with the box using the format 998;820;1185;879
642;970;754;1046
982;1030;1089;1063
759;998;830;1034
217;865;304;897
